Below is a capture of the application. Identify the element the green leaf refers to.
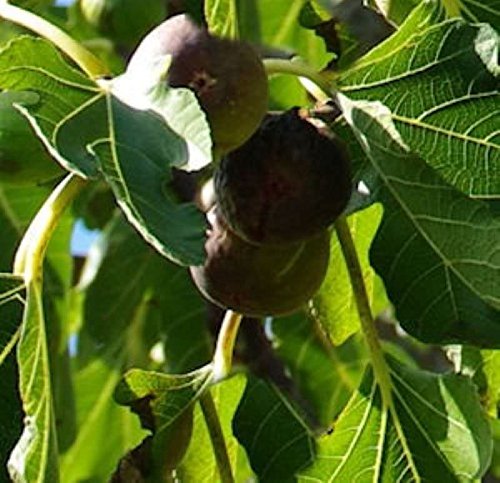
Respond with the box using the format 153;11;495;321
114;364;214;433
312;204;387;345
458;0;500;30
8;280;59;482
60;347;145;483
0;91;63;186
0;37;207;265
490;418;500;479
179;374;253;481
82;216;211;369
0;353;23;483
339;2;500;197
272;314;368;427
0;36;101;177
452;346;500;417
82;216;169;346
112;63;213;172
55;92;206;266
0;184;53;272
0;274;24;364
373;0;422;25
93;95;206;266
340;95;500;347
151;263;212;374
205;0;239;39
299;357;492;481
0;183;74;482
236;0;330;68
233;375;315;482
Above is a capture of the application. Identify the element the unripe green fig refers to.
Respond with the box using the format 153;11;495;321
214;108;351;245
0;92;63;186
127;14;268;155
190;207;330;317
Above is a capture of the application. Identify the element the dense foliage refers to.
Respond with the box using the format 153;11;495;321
0;0;499;481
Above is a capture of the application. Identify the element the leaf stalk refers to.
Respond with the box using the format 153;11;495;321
334;216;393;403
13;174;87;280
263;58;334;102
211;310;243;382
199;392;235;483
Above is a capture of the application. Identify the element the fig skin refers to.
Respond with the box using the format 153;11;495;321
214;108;352;245
128;14;268;155
190;207;330;317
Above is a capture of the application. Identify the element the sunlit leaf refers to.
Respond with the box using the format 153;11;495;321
115;364;213;433
340;94;500;347
453;346;500;417
179;374;253;481
7;280;59;482
113;364;213;481
60;347;145;483
371;0;422;25
0;36;101;177
205;0;238;39
236;0;330;68
0;274;24;364
299;357;492;481
339;2;500;197
312;203;387;345
0;183;74;482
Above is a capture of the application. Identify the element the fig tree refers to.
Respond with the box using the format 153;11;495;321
190;207;330;317
214;108;351;245
127;14;268;155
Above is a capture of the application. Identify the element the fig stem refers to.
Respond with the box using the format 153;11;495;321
0;0;109;79
212;310;243;382
335;215;421;476
263;58;333;101
441;0;461;17
13;174;87;279
334;216;392;404
199;392;235;483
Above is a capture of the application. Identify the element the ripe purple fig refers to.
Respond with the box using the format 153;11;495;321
214;108;351;245
190;207;330;317
128;14;268;155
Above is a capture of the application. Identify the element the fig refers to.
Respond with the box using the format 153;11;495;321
214;108;351;245
127;14;268;154
190;207;330;317
0;91;63;186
